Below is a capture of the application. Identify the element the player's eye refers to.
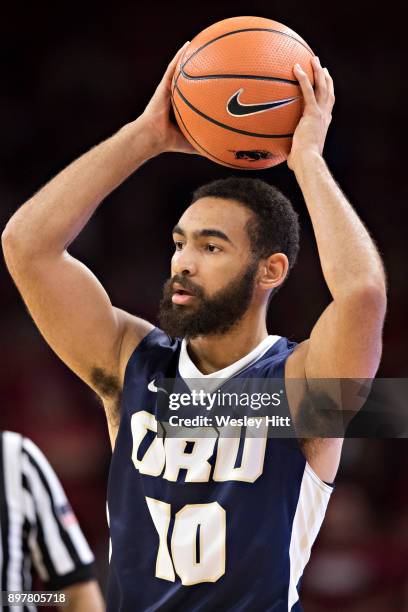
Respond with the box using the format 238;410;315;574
174;241;184;251
204;244;221;253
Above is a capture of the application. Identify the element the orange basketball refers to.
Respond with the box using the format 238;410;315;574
171;16;314;169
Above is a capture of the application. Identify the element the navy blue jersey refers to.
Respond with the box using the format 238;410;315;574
107;328;332;611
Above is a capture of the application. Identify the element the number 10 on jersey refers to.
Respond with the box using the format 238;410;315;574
146;497;226;585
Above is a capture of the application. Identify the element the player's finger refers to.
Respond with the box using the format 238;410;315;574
293;63;316;109
312;56;328;106
323;67;335;110
162;41;190;87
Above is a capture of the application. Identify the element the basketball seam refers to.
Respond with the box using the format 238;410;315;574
181;27;314;76
171;94;256;170
181;71;299;85
174;84;294;139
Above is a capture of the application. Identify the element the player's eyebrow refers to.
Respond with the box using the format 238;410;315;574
172;225;185;236
172;225;234;246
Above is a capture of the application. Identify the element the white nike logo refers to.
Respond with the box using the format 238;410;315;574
148;379;158;393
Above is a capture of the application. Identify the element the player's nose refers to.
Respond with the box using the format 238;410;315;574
172;247;198;276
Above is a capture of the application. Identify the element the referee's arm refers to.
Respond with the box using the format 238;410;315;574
21;437;104;610
63;581;105;612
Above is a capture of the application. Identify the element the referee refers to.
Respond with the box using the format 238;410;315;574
0;431;104;611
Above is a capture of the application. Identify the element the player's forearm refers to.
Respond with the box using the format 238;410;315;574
2;116;159;259
293;151;386;301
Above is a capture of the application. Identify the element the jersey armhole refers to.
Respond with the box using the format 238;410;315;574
305;462;335;493
122;327;179;388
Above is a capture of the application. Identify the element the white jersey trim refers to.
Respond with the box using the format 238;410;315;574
305;462;334;494
288;463;333;610
179;334;282;390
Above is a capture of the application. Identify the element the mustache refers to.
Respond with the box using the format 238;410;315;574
166;275;205;299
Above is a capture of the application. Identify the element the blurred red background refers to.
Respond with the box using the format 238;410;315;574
1;1;406;609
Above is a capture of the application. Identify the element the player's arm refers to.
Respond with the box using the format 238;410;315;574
1;43;194;403
288;57;387;382
286;58;386;481
62;581;105;612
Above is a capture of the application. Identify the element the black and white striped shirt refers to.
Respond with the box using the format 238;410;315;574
0;431;95;609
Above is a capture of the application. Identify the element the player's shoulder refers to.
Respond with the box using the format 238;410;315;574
117;311;155;382
249;335;299;371
119;316;180;382
284;338;309;379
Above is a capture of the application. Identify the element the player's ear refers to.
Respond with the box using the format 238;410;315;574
257;253;289;291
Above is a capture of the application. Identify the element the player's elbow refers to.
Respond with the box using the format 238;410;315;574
357;282;387;313
1;219;21;270
347;281;387;325
2;215;25;255
2;215;41;272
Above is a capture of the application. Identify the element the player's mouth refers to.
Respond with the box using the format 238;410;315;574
172;283;196;305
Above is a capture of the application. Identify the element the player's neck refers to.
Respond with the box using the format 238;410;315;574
186;318;269;374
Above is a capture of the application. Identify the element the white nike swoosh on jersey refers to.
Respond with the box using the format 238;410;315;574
148;379;158;393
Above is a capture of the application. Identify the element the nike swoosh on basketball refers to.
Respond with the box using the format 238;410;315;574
227;89;299;117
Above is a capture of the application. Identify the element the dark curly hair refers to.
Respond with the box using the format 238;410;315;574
191;177;300;274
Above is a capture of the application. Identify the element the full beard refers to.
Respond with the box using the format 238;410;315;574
158;261;258;339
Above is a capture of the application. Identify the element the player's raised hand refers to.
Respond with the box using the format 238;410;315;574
141;43;198;155
287;56;335;170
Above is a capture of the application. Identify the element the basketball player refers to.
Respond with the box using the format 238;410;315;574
2;44;386;610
